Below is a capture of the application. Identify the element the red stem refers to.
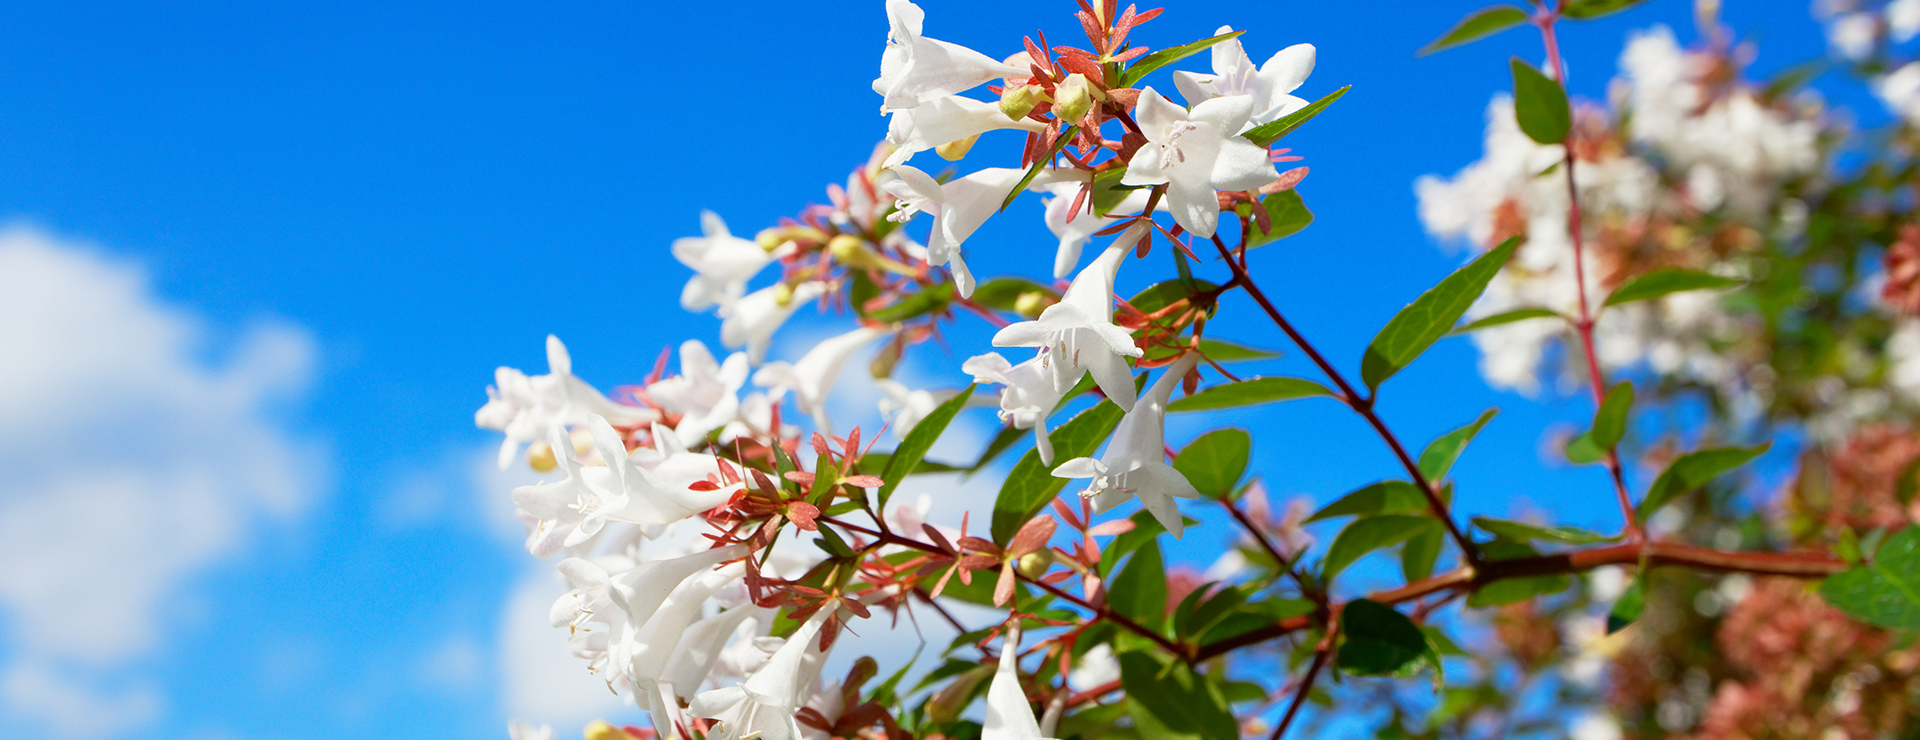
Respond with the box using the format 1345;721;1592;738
1537;10;1643;540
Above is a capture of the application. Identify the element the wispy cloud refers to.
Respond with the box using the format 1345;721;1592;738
0;228;321;738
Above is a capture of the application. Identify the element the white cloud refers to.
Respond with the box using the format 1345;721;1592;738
498;568;638;728
0;228;320;737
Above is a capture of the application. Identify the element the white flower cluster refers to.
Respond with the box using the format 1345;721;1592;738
1416;25;1823;400
478;1;1327;736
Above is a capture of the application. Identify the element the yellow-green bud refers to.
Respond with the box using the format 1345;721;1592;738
936;133;981;161
774;282;796;306
756;225;825;252
526;440;557;473
584;721;630;740
1053;73;1099;124
1014;290;1057;318
1016;550;1053;579
1000;83;1049;121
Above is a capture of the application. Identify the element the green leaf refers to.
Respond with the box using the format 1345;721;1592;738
1142;337;1282;363
1244;85;1352;148
971;278;1055;312
1592;381;1634;450
1564;432;1605;464
1243;189;1314;248
1198;598;1316;646
1402;527;1444;582
1167;376;1333;413
1467;540;1569;607
1635;443;1771;523
1563;0;1653;19
849;271;880;317
1307;480;1430;522
1098;510;1169;578
1510;58;1570;145
1129;279;1220;314
1449;307;1561;335
1337;599;1431;676
1109;540;1169;631
1820;527;1920;630
1602;268;1742;307
1607;576;1645;634
1419;5;1531;56
878;384;976;510
1173;429;1251;499
1000;126;1076;211
1325;515;1441;578
992;400;1126;544
1090;166;1149;216
968;424;1024;474
1117;651;1236;740
1418;408;1498;481
1119;30;1245;88
1471;516;1618;545
867;281;955;322
1361;238;1519;391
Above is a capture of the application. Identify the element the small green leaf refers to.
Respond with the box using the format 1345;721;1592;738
1418;408;1498;481
1109;541;1169;631
1090;166;1148;216
1449;307;1562;335
1820;527;1920;630
1243;189;1314;248
1337;599;1431;676
1129;279;1220;314
1636;443;1771;523
878;384;976;510
1471;516;1618;545
1361;238;1520;391
867;281;955;322
992;400;1125;544
1325;515;1440;578
1244;85;1352;148
1000;126;1076;211
1837;527;1864;564
1173;429;1251;499
1307;480;1430;522
1120;31;1246;88
1607;576;1645;634
971;278;1056;312
1510;58;1570;145
1167;376;1333;413
1603;268;1742;307
1142;337;1282;363
1402;527;1444;582
1592;381;1634;450
1117;651;1237;739
1420;5;1531;56
1563;0;1653;19
1564;432;1605;464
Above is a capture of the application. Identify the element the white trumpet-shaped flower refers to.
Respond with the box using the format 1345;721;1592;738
753;326;889;435
721;281;828;364
689;606;838;740
992;228;1146;412
510;424;607;556
1121;88;1280;239
1171;27;1316;130
647;340;750;446
626;561;748;729
876;378;962;440
673;210;778;312
477;335;658;469
884;95;1046;167
589;417;738;527
884;165;1031;297
963;351;1068;464
1052;352;1202;537
873;0;1026;111
984;624;1055;740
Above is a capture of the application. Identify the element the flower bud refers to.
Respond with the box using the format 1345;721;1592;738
774;282;797;306
1016;550;1052;579
526;440;557;472
1000;83;1049;121
757;225;826;252
1053;74;1100;124
936;134;981;161
583;721;633;740
1014;290;1057;318
829;234;919;276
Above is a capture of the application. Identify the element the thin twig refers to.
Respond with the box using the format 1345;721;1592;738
1269;628;1335;740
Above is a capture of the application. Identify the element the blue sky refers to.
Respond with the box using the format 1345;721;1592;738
0;1;1845;738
